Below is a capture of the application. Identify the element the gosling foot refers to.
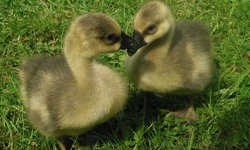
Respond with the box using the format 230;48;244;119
171;106;198;121
57;136;74;150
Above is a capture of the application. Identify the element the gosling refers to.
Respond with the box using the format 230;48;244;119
19;13;134;149
125;1;214;121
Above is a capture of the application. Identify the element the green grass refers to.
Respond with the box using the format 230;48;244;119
1;0;249;149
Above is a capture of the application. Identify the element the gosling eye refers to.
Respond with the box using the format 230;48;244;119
105;34;117;42
146;24;157;34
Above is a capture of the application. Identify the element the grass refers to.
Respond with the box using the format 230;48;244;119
0;0;249;149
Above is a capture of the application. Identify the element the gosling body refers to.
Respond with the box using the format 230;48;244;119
20;13;131;148
126;1;214;120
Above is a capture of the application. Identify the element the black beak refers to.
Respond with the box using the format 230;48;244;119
120;32;135;50
133;30;147;48
126;30;147;56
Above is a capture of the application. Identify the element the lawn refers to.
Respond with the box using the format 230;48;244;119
0;0;249;149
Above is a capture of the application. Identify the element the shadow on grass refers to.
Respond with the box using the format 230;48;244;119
69;86;213;149
63;63;221;149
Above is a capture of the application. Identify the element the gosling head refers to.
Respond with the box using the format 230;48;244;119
128;1;175;56
64;13;135;58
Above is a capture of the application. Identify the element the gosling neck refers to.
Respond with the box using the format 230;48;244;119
144;26;175;58
64;48;95;86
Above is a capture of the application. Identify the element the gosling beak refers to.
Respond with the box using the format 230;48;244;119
126;30;147;56
133;30;147;49
120;32;135;50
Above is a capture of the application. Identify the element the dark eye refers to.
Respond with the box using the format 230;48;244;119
105;34;116;41
146;24;157;34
